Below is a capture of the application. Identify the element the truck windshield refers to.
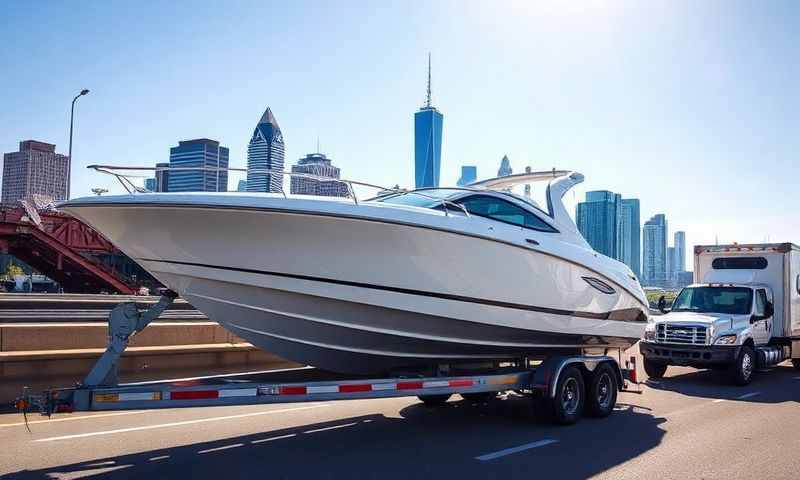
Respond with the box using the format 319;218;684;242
671;287;753;315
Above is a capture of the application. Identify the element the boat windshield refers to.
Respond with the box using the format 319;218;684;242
373;189;463;208
671;286;753;315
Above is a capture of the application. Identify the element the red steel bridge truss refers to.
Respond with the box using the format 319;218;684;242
0;208;138;294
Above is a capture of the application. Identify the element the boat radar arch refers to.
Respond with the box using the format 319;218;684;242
469;169;587;247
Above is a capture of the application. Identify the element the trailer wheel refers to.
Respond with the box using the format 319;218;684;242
418;394;451;406
643;357;667;379
461;392;497;403
551;366;585;425
586;363;617;418
792;359;800;370
730;345;756;386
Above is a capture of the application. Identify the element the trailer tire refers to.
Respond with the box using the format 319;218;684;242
418;394;451;406
730;345;756;386
643;358;667;379
586;363;617;418
792;359;800;370
461;392;497;403
551;366;585;425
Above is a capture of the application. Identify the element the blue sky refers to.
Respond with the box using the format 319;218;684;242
1;1;798;269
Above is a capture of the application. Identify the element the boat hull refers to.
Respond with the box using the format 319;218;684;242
61;196;647;374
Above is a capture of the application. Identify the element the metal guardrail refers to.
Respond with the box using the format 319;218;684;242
0;294;206;323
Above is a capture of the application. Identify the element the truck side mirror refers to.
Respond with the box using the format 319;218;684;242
765;301;774;318
657;295;669;314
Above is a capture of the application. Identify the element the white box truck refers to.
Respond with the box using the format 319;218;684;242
640;243;800;385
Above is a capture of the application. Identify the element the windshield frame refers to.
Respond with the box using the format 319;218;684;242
671;286;754;315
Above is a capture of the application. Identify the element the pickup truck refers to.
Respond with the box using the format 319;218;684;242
640;243;800;385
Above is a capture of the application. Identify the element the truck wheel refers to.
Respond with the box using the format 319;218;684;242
792;359;800;371
551;366;585;425
418;394;451;406
730;346;756;386
586;363;618;418
461;392;497;403
643;358;668;379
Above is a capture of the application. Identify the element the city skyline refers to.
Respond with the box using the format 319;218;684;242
2;2;798;253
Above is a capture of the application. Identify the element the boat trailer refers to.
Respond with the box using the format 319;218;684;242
16;294;641;426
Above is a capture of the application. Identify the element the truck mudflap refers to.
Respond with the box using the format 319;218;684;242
640;342;740;366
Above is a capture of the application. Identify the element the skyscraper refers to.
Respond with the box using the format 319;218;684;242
247;107;285;193
144;178;156;191
237;180;248;192
497;155;512;177
674;231;686;274
457;165;477;186
155;162;169;192
643;214;668;287
290;152;349;197
2;140;69;205
576;191;621;259
667;246;676;284
167;139;229;192
619;198;641;278
414;54;443;188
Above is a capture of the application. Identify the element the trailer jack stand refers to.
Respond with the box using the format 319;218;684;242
15;292;178;418
82;293;176;387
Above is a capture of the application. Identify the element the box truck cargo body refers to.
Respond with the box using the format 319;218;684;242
695;243;800;341
640;243;800;385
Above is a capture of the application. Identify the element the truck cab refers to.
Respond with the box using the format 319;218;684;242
640;243;800;385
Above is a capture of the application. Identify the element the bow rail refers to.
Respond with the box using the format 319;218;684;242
87;164;470;217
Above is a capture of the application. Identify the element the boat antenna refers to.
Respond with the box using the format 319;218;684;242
425;52;432;108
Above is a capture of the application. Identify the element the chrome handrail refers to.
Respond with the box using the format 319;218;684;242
86;164;470;217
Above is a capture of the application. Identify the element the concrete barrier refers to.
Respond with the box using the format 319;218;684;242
0;321;300;407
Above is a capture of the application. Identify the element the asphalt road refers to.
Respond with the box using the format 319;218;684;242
1;362;799;480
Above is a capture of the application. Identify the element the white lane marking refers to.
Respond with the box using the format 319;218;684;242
33;404;330;442
198;443;244;454
0;411;146;429
252;433;296;444
793;376;800;380
304;422;358;434
736;392;761;400
148;455;170;461
476;439;559;461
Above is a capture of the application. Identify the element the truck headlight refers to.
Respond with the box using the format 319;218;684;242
714;335;737;345
644;325;656;341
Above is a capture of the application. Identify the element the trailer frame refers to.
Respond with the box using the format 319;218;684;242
17;354;639;426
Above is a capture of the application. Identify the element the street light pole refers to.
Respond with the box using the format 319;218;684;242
67;89;90;199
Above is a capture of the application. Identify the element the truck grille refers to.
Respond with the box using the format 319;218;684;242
656;324;708;345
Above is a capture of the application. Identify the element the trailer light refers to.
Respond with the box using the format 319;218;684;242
714;335;737;345
94;393;120;403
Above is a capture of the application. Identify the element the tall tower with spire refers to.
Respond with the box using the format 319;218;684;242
247;107;285;193
414;53;444;189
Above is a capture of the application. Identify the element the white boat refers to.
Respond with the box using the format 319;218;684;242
60;169;648;374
